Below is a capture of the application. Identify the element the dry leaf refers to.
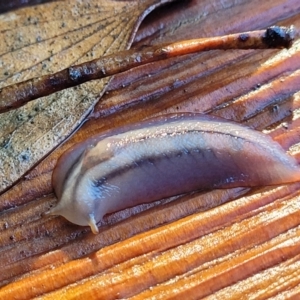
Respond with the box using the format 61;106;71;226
0;0;176;192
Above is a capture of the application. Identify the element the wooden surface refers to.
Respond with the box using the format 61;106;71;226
1;0;300;299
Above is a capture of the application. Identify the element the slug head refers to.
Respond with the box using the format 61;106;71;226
46;174;100;235
45;203;99;234
48;147;104;234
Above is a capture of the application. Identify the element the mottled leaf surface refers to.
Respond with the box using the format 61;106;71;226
0;0;173;192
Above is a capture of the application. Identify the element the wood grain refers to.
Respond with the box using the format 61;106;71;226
1;0;300;299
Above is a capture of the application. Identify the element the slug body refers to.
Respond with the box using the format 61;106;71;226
49;113;300;233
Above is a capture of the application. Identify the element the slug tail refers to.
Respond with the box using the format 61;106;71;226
88;214;99;234
269;156;300;185
283;167;300;184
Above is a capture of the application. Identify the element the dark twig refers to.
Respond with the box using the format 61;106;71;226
0;26;295;113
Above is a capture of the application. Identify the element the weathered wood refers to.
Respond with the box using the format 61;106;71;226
1;0;300;299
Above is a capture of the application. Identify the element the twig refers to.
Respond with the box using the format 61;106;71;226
0;26;295;113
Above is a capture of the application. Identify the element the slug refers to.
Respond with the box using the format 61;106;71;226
47;113;300;234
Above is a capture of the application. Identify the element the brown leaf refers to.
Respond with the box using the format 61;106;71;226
0;0;175;192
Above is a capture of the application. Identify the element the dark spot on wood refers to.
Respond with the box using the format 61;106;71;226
253;83;261;91
271;104;280;114
263;26;295;48
239;33;249;42
69;67;82;82
282;122;289;129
